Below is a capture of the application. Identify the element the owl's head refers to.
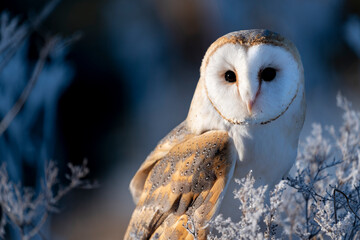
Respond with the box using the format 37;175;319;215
189;29;304;128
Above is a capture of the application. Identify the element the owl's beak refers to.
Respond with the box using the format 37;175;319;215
239;76;260;116
246;101;254;115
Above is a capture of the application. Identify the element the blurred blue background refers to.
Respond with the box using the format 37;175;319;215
0;0;360;238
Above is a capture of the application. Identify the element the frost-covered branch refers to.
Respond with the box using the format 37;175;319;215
208;93;360;240
277;93;360;239
0;1;80;137
0;159;95;240
208;171;285;240
0;2;89;239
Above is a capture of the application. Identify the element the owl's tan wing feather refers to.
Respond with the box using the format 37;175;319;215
125;130;234;240
129;121;196;203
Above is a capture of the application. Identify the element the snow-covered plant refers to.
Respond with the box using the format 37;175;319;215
208;93;360;240
208;172;286;240
0;160;94;240
0;1;93;239
283;93;360;239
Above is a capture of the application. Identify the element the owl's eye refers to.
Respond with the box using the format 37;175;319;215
260;67;276;82
225;70;236;83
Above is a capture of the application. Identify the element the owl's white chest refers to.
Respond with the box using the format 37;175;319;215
233;122;298;186
218;105;303;220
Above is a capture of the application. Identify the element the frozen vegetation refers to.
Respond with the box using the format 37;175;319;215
0;1;92;239
0;160;93;240
1;0;360;239
208;94;360;240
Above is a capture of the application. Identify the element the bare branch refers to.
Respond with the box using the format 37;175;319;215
0;0;61;72
334;189;360;224
25;212;48;240
0;36;58;136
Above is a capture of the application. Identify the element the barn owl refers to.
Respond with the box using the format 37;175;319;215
124;29;305;240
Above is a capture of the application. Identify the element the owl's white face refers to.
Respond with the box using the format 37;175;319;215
204;43;301;125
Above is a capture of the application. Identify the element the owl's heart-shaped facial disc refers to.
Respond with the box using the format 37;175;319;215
200;30;303;125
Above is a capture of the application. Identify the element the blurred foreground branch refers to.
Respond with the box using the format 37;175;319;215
0;36;58;136
0;1;90;239
0;159;95;240
0;0;82;137
0;0;60;73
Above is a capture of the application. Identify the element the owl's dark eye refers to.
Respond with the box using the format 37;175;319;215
260;67;276;82
225;70;236;83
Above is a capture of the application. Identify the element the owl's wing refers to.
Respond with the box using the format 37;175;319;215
125;130;235;240
130;121;195;203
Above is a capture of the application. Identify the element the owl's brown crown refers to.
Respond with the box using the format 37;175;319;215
200;29;300;74
223;29;285;47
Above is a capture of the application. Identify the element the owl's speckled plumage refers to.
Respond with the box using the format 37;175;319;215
126;128;235;239
125;29;306;239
